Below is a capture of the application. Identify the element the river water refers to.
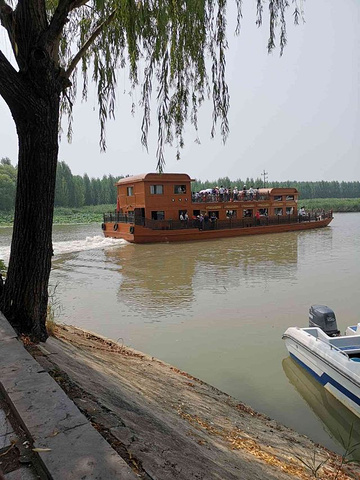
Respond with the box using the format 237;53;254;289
1;213;360;455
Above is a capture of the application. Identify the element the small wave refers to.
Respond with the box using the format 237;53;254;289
0;236;127;264
0;246;10;264
53;235;127;256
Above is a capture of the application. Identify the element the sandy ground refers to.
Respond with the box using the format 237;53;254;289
28;324;360;480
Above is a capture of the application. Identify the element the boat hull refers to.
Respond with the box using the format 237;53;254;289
283;327;360;418
103;217;332;244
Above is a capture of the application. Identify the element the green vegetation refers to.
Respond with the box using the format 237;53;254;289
302;198;360;213
52;205;115;224
1;156;359;227
0;205;115;226
0;259;6;277
1;158;359;216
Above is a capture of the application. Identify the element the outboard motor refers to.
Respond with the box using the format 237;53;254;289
309;305;340;336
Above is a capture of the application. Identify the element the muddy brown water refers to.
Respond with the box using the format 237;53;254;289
1;212;359;455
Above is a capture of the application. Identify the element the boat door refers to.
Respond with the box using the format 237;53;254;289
135;208;145;225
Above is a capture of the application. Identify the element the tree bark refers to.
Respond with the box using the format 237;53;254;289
0;75;60;342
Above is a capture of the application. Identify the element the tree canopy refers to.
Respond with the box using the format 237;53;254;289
1;0;301;165
0;0;302;341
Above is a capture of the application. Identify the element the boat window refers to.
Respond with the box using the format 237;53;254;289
275;208;283;216
151;211;165;220
150;185;163;194
209;211;219;219
243;209;253;217
179;210;188;219
259;208;268;216
286;195;294;201
226;210;237;218
127;186;134;196
274;195;282;201
174;185;186;194
286;207;294;215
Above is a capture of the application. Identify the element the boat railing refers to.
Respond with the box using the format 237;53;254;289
103;211;332;229
140;214;302;231
309;333;351;360
103;212;135;223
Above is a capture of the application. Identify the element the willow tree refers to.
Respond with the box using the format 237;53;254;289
0;0;300;341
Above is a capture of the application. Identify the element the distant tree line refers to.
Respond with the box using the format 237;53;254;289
0;158;123;211
0;158;359;211
54;161;122;207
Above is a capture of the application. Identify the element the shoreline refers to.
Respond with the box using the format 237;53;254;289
27;324;360;479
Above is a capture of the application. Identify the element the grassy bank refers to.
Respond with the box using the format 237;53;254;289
301;198;360;212
52;205;114;224
0;199;359;227
0;205;115;227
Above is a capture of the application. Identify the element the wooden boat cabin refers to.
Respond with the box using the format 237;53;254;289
102;173;332;243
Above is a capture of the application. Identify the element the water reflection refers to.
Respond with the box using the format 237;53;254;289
106;244;196;316
283;356;360;460
105;232;299;316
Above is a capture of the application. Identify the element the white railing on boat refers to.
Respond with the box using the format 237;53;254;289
301;328;351;360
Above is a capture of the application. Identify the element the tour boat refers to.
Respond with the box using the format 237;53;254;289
102;173;333;243
282;306;360;419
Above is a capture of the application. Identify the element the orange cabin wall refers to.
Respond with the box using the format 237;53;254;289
116;174;298;220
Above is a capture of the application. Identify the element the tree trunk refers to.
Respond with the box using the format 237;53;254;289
1;92;59;342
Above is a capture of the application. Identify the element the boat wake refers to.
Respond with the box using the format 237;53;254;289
0;235;127;264
53;235;126;256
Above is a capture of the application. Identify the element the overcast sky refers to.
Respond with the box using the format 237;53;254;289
0;0;359;182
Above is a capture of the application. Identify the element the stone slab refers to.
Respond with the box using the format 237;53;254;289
5;466;40;480
0;341;44;383
33;422;137;480
0;313;17;341
0;409;13;436
0;406;17;450
0;313;137;479
2;372;88;441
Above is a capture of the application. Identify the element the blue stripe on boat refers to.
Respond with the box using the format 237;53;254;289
289;353;360;407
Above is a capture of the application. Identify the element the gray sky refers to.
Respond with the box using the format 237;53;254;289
0;0;359;182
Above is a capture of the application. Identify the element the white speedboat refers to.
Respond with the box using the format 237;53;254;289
347;323;360;336
283;305;360;418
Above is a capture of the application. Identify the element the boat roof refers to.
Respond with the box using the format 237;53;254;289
257;187;299;194
116;173;195;185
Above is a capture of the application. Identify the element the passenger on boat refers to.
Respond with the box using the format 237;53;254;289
219;185;225;202
242;185;247;200
249;186;255;200
197;214;204;230
298;207;306;222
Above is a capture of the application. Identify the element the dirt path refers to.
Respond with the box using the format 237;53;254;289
30;325;360;480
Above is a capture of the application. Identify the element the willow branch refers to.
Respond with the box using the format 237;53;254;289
64;9;116;79
45;0;73;45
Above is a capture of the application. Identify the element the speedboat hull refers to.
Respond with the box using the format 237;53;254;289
283;327;360;418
